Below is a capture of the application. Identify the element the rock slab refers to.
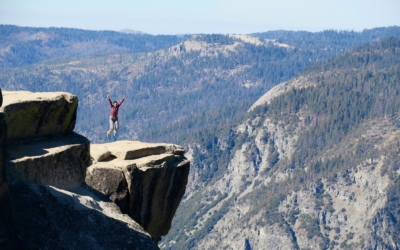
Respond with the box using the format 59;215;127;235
9;183;159;250
6;133;90;190
0;91;78;140
90;141;185;162
86;141;190;239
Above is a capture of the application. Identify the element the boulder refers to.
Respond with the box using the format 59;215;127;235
9;183;159;250
0;91;78;140
6;133;90;190
86;141;190;239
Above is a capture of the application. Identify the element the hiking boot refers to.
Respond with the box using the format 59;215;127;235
107;131;111;137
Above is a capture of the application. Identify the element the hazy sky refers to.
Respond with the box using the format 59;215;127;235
1;0;399;34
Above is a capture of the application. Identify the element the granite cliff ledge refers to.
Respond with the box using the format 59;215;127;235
86;141;190;240
0;90;190;249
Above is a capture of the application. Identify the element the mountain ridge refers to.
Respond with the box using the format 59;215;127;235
161;37;400;249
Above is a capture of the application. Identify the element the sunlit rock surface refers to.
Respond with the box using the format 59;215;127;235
0;91;77;141
6;133;90;190
86;141;190;239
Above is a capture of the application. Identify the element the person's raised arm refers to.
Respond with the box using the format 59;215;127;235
119;95;126;106
107;94;112;107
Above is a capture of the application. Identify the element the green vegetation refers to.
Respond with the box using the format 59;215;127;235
299;214;323;239
3;27;399;148
195;34;236;45
255;38;400;177
253;26;400;60
0;25;183;68
165;37;400;249
386;177;400;244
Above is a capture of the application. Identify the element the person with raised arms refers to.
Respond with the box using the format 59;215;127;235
106;94;125;137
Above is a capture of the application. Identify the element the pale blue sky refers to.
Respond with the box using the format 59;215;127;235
1;0;399;34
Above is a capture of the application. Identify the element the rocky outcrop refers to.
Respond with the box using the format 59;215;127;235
9;183;158;250
0;89;21;249
0;91;77;141
86;141;190;240
1;90;190;249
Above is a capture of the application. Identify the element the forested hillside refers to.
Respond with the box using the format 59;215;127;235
0;25;183;68
161;37;400;249
0;32;319;142
1;26;399;146
253;26;400;58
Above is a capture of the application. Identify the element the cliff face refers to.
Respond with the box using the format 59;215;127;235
166;78;400;249
0;88;21;249
0;90;189;249
86;141;190;240
161;38;400;249
0;90;7;205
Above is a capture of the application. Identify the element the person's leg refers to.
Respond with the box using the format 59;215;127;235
107;117;113;137
114;119;119;136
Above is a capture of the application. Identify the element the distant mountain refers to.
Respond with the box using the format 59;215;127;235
161;37;400;249
2;27;399;146
0;25;182;68
253;26;400;54
118;29;146;35
0;33;324;142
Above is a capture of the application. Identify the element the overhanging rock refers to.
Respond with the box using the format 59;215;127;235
0;91;78;140
86;141;190;239
1;90;176;248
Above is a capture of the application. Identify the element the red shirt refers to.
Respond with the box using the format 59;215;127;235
108;97;124;117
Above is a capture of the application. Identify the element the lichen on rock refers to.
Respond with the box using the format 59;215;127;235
0;91;78;140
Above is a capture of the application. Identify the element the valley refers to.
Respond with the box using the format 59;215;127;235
1;25;400;249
